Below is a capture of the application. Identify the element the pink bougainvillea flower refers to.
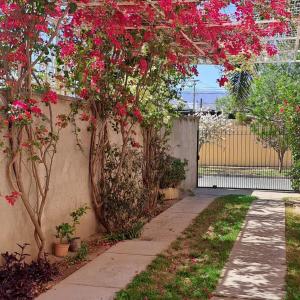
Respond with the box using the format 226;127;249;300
266;44;278;56
31;106;42;115
158;0;172;13
42;91;58;104
167;52;177;64
217;76;229;87
24;111;32;119
91;58;105;71
9;115;17;122
138;59;148;75
59;42;75;57
80;88;89;99
12;100;28;110
93;37;103;46
133;108;143;123
191;66;198;76
143;31;153;42
35;24;48;33
5;191;21;206
116;102;127;117
28;98;38;105
224;62;235;71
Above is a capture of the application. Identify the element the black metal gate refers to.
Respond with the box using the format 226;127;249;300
198;123;293;191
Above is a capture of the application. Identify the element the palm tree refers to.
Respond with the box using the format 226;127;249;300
227;69;254;107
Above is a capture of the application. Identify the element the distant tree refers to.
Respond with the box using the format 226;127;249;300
273;66;300;190
247;67;290;172
198;111;232;150
215;95;235;114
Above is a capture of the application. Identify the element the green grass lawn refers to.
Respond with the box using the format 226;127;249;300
285;199;300;300
116;195;255;300
198;166;290;178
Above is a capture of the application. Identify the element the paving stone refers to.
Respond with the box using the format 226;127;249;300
140;212;200;242
213;199;286;300
106;240;168;256
63;252;155;288
36;284;118;300
166;196;215;214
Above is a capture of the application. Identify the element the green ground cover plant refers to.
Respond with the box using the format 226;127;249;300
285;199;300;300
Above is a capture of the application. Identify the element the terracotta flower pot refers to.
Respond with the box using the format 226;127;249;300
160;187;180;200
70;237;81;252
54;243;70;257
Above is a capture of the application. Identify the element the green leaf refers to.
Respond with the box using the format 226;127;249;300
69;2;77;13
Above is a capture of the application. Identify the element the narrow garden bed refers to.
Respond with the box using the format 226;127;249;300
285;199;300;300
47;197;180;289
116;194;255;300
0;198;180;300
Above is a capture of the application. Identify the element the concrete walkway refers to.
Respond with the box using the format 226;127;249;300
37;192;215;300
213;196;287;300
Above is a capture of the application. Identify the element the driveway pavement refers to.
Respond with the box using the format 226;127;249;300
199;175;292;191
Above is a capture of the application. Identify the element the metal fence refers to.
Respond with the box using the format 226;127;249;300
198;123;293;191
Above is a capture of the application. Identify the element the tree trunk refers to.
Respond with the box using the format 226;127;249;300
278;151;285;174
88;102;109;230
142;127;161;211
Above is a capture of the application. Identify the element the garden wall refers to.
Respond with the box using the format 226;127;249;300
168;116;199;189
199;122;292;168
0;98;198;258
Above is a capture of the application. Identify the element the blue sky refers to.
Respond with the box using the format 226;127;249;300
183;65;226;92
181;65;227;110
180;3;236;109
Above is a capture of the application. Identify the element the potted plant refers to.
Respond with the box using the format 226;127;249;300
54;222;74;257
160;156;188;200
69;205;90;252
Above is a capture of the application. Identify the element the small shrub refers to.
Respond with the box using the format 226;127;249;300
70;205;90;236
160;156;188;188
0;244;58;300
70;205;90;227
55;205;90;244
100;147;146;234
56;223;74;243
67;243;89;265
235;112;252;125
290;160;300;192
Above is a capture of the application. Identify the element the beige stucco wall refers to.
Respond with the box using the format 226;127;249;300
199;123;292;167
0;99;197;258
0;98;99;258
169;117;199;189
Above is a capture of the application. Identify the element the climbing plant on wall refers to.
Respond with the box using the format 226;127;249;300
58;0;289;232
0;0;291;251
0;1;78;257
